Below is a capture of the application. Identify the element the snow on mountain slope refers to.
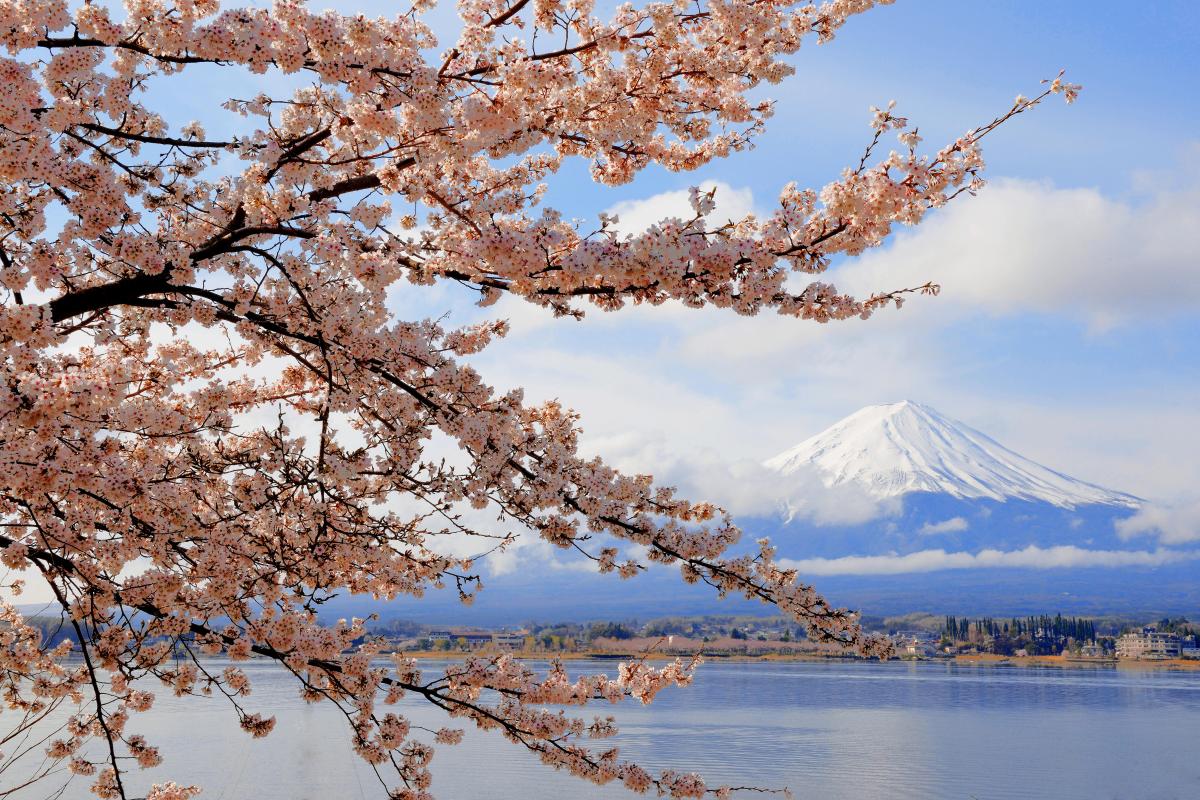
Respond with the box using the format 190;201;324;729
765;401;1138;508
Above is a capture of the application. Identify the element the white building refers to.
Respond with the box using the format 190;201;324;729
429;629;528;649
1116;627;1182;660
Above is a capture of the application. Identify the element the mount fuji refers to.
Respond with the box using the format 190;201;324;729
744;401;1200;616
756;401;1144;561
327;402;1197;625
764;401;1139;509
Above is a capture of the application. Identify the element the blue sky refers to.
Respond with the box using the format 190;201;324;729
519;0;1200;208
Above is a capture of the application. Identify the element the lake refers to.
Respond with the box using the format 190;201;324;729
16;659;1200;800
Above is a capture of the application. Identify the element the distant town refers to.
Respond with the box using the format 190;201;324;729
15;610;1198;665
902;615;1199;662
362;613;1200;664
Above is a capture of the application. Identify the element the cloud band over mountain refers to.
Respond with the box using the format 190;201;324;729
780;545;1199;576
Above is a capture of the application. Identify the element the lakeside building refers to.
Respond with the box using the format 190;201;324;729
428;629;529;650
1182;635;1199;659
492;632;527;649
1116;627;1183;660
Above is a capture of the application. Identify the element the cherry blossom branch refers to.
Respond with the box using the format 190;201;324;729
0;1;1080;797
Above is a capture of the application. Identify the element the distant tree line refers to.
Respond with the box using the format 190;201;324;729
944;614;1097;642
1141;617;1196;635
942;614;1100;656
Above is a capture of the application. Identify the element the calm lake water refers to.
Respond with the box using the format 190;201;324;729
22;659;1200;800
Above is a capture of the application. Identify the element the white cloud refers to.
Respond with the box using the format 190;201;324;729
1;568;54;606
780;545;1199;576
650;452;896;526
604;180;758;237
832;176;1200;327
918;516;969;535
1116;498;1200;545
483;535;597;577
473;341;897;527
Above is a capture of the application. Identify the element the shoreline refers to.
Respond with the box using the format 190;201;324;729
948;653;1200;670
390;649;1200;670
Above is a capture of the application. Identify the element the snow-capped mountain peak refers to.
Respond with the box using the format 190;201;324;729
764;401;1138;508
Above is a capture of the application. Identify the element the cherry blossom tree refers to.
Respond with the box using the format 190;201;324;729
0;0;1078;796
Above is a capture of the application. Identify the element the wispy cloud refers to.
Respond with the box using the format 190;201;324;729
780;545;1199;576
617;447;897;526
1116;498;1200;545
919;516;969;535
